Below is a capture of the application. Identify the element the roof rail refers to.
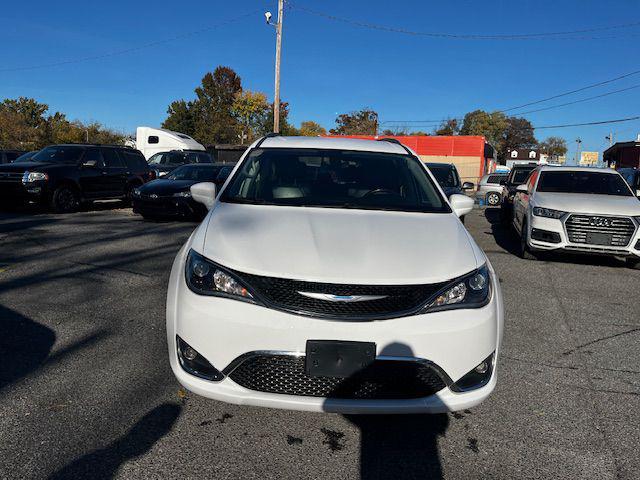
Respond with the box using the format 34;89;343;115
255;132;281;148
376;137;414;156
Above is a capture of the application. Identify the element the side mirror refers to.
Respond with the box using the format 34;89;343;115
190;182;217;210
636;189;640;198
449;194;474;218
516;184;529;194
462;181;475;191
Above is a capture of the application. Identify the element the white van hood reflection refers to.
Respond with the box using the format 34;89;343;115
199;202;480;285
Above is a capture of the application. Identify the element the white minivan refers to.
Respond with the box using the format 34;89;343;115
166;136;504;414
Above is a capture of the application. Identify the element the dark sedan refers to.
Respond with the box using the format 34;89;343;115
132;164;232;220
425;163;474;197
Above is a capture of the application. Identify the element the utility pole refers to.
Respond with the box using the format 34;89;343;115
266;0;285;133
605;132;614;147
575;137;582;165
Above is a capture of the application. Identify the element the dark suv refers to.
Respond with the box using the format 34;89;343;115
0;144;153;212
499;163;537;221
148;150;212;177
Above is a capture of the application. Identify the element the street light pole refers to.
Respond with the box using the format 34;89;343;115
273;0;284;133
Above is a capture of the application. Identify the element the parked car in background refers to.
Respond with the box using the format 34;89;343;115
500;163;537;221
425;163;474;222
618;167;640;197
511;166;640;269
132;164;231;220
13;151;38;163
148;150;213;177
167;135;502;414
0;149;27;164
0;144;152;212
476;173;508;206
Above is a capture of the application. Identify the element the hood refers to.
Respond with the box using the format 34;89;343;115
196;202;481;285
0;161;55;172
534;192;640;217
139;179;194;195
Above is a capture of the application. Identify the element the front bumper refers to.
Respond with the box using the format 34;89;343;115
132;197;203;218
166;245;504;414
527;215;640;258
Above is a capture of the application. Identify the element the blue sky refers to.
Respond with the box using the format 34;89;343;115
2;0;639;160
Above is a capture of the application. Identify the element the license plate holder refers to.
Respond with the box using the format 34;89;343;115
305;340;376;378
586;232;612;246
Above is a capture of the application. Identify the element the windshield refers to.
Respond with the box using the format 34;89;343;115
427;165;459;188
30;146;84;164
166;165;222;182
510;168;535;184
14;151;36;162
537;171;633;196
220;148;449;213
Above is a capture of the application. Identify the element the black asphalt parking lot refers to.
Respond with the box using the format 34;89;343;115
1;204;639;480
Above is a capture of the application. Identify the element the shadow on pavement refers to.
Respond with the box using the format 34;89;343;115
49;403;182;480
326;342;449;479
483;207;520;256
0;305;55;391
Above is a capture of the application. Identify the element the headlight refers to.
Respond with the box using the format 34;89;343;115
423;265;491;313
21;171;48;183
132;188;141;197
532;207;566;219
172;191;191;198
185;250;256;302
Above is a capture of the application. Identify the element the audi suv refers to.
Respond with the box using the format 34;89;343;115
511;166;640;268
166;135;503;414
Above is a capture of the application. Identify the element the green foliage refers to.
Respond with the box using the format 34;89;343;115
231;90;271;144
538;136;567;157
330;108;378;135
299;120;326;137
162;100;196;137
434;118;460;136
0;97;125;149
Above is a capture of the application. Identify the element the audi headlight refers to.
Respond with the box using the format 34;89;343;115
172;191;191;198
186;250;256;302
21;171;48;184
532;207;566;219
423;265;491;312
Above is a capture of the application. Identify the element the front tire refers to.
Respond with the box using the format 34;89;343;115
50;186;80;213
518;221;536;260
486;192;501;206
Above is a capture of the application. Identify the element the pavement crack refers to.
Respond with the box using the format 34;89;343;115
562;328;640;356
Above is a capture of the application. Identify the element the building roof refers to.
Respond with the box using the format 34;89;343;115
603;141;640;158
260;135;408;154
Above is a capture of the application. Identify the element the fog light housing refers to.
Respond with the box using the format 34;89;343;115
176;336;223;381
450;353;494;392
531;228;561;244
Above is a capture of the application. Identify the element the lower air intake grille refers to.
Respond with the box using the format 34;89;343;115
227;354;446;399
233;270;446;319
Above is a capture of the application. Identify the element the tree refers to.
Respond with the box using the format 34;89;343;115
460;110;508;149
434;118;460;136
162;100;196;137
231;90;270;144
330;108;378;135
503;117;537;152
299;120;326;137
192;66;243;145
0;97;125;149
538;136;567;158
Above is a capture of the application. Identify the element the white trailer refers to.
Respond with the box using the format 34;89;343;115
135;127;205;160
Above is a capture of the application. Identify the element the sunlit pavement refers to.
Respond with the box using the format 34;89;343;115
0;205;638;479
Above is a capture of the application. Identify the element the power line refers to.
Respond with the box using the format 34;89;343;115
533;115;640;129
0;10;261;73
290;4;640;40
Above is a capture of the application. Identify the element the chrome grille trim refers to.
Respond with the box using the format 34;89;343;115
564;214;636;248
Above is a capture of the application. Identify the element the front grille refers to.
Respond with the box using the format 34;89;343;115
227;354;446;399
565;214;636;247
0;172;24;183
234;271;446;319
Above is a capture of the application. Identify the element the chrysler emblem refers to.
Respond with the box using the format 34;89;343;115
589;217;611;227
297;292;388;303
